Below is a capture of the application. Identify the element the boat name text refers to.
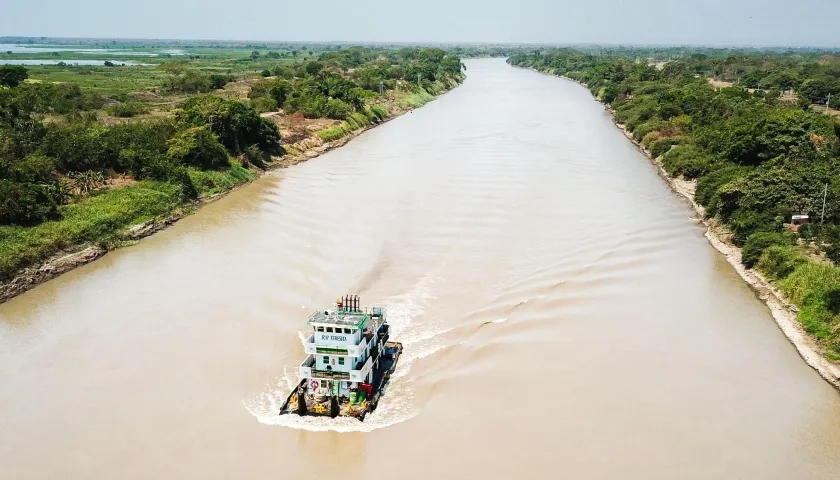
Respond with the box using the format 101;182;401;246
319;334;348;342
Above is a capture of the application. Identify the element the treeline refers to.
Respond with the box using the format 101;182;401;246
684;53;840;105
0;64;281;227
509;50;840;359
0;49;465;281
246;47;465;119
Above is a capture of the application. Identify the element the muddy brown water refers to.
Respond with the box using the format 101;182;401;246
2;59;840;479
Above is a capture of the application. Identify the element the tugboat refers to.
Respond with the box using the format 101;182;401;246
278;295;403;421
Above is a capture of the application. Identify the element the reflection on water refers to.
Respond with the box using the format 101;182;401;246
1;59;839;480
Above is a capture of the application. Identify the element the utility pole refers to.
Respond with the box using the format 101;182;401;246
827;93;831;113
417;72;421;86
822;183;828;226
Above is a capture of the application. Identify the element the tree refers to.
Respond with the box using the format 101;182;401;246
167;126;230;170
0;65;28;88
178;95;280;154
742;231;792;268
800;79;831;104
250;51;261;60
305;61;324;76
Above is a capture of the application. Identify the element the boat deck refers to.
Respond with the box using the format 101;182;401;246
279;341;403;421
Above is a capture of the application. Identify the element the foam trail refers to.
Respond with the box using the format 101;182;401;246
244;272;450;432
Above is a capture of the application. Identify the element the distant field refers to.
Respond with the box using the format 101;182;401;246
5;43;327;96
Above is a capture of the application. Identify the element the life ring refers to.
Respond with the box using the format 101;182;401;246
310;380;319;390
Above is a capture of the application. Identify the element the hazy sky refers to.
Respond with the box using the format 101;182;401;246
2;0;839;46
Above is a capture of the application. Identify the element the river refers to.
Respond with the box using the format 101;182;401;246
1;58;839;479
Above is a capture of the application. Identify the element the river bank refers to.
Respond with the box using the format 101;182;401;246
514;62;840;389
611;116;840;389
0;78;463;304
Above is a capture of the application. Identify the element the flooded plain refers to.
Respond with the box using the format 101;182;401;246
1;58;839;479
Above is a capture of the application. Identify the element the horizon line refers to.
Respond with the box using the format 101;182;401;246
2;36;840;50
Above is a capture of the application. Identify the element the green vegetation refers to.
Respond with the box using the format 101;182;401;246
0;41;464;284
510;49;840;359
0;182;183;279
247;47;464;118
0;65;29;87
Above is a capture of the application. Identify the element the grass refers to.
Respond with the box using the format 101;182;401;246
0;182;183;280
0;162;261;280
24;65;169;95
402;90;435;108
14;46;308;97
779;262;840;361
188;162;256;198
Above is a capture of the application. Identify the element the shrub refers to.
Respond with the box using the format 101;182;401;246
250;96;278;113
741;231;793;268
797;222;817;242
4;153;55;183
11;82;104;114
317;123;351;142
368;106;389;123
631;120;668;142
178;96;280;154
167;126;230;170
107;101;150;118
729;209;781;245
0;65;28;87
695;165;748;209
602;85;620;104
780;262;840;357
187;163;254;197
649;138;677;158
756;245;808;280
244;144;268;169
164;70;213;93
0;180;58;225
661;145;712;179
138;156;198;199
209;74;233;90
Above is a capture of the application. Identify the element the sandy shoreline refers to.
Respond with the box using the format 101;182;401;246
0;87;457;305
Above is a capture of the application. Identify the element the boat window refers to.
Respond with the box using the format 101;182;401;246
320;380;326;388
326;327;334;333
316;326;324;332
322;356;329;364
343;328;351;334
338;357;345;365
